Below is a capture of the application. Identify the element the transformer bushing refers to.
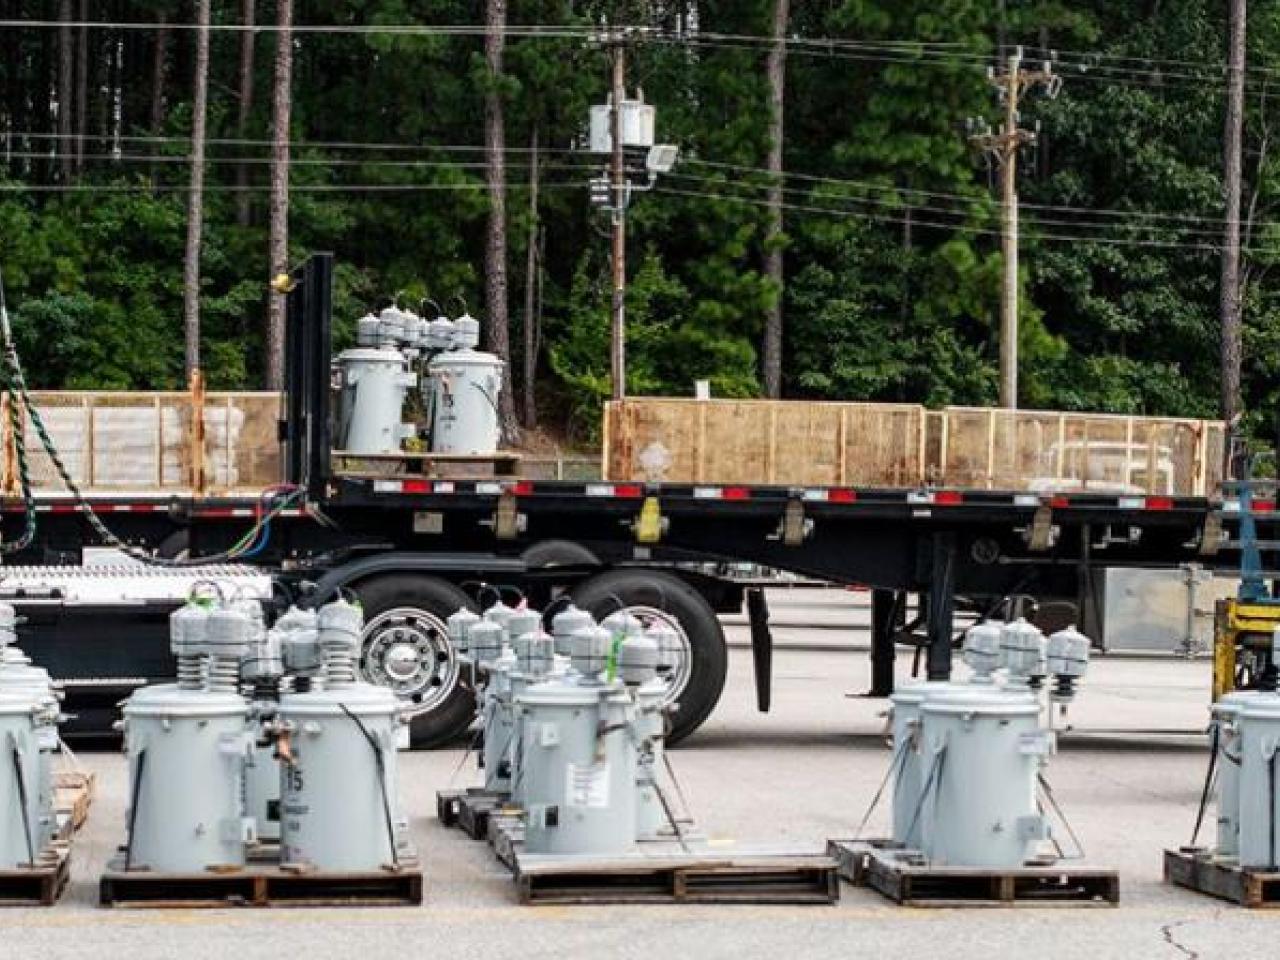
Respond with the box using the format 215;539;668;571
277;599;408;871
121;598;252;872
517;625;639;856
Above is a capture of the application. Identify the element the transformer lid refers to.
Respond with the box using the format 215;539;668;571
1213;690;1271;718
516;676;603;707
279;681;399;716
920;685;1039;716
1240;694;1280;721
123;686;248;716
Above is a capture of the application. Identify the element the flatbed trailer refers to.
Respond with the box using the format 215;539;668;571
0;254;1258;745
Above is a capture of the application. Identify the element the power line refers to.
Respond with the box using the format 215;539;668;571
653;184;1233;253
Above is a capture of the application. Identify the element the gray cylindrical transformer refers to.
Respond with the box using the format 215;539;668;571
517;678;637;856
336;347;416;455
278;683;404;871
0;662;60;850
919;686;1050;867
633;677;668;841
1237;695;1280;868
122;684;251;872
888;681;956;849
508;633;556;806
0;693;42;868
428;349;504;455
1211;690;1266;858
482;647;519;794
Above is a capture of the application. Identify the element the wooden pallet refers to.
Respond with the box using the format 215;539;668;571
0;843;71;906
54;770;96;839
828;840;1119;907
436;788;510;841
1164;846;1280;908
509;845;839;906
98;852;423;908
333;450;522;480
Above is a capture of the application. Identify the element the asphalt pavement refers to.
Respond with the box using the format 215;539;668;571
8;592;1276;960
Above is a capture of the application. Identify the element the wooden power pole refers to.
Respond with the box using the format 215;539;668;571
609;43;627;402
969;48;1059;410
1221;0;1247;428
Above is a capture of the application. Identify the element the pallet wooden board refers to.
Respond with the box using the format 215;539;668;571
99;853;423;908
0;844;71;907
829;840;1119;908
333;450;521;480
1164;846;1280;908
511;848;839;906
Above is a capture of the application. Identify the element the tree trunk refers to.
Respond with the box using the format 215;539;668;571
57;0;73;180
73;0;88;172
150;10;169;133
236;0;256;227
761;0;788;398
1220;0;1246;428
183;0;211;378
521;122;540;430
265;0;293;390
485;0;518;442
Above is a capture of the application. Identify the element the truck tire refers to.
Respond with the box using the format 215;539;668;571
571;569;727;744
350;574;476;749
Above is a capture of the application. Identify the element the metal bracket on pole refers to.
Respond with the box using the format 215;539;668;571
1199;510;1223;557
1025;504;1055;552
780;497;810;547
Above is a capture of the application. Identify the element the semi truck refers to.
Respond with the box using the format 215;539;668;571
0;254;1261;745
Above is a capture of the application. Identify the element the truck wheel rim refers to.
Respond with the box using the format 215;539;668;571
621;605;692;706
361;607;458;711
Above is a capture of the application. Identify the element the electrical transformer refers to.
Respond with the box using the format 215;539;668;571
121;597;252;872
427;348;504;455
278;598;408;871
517;625;639;856
1210;690;1265;858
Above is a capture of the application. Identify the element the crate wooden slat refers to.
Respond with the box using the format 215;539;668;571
829;840;1118;908
0;845;71;906
54;770;96;838
1164;846;1280;908
98;853;423;908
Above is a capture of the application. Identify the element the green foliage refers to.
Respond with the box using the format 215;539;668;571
0;0;1275;437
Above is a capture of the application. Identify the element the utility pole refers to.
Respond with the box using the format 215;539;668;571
1221;0;1247;429
969;47;1059;410
609;43;627;402
587;29;677;402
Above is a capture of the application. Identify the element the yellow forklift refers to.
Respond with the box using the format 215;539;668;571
1213;461;1280;699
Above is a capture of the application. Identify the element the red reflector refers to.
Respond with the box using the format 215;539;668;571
401;479;432;494
829;488;857;503
1145;496;1174;511
511;481;534;496
722;486;750;501
1255;499;1276;513
614;484;644;499
934;491;964;506
1049;496;1070;509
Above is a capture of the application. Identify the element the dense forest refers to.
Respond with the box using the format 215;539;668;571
0;2;1273;443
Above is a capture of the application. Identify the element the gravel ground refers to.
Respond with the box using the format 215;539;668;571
7;597;1275;960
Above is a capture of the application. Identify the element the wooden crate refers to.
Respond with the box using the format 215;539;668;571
829;840;1119;907
1164;846;1280;908
603;399;926;487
